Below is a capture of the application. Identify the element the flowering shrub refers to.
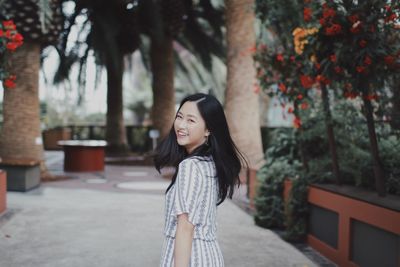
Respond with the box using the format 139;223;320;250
0;20;24;89
300;1;400;100
254;44;315;129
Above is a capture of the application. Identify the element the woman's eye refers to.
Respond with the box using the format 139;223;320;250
189;119;195;123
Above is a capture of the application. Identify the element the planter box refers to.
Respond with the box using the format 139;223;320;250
42;128;71;150
0;158;40;192
0;170;6;214
307;184;400;267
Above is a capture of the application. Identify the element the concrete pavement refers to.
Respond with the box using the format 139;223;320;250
0;152;317;267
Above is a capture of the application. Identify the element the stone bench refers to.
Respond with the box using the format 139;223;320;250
58;140;107;172
0;158;41;192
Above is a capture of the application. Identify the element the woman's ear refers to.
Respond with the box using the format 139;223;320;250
205;130;211;137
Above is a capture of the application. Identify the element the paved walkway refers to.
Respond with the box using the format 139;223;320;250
0;152;317;267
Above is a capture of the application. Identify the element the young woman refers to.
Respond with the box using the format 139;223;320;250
154;93;247;267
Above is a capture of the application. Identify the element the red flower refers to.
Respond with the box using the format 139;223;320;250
293;116;302;129
348;14;359;23
315;63;321;70
290;56;296;62
316;75;331;85
0;29;3;37
364;56;372;65
350;21;362;34
304;7;312;22
6;42;18;51
297;94;304;100
384;55;395;65
3;20;16;30
334;66;343;74
319;18;326;26
12;33;23;42
301;102;309;110
344;91;358;99
5;30;11;38
325;24;342;35
356;66;366;73
276;54;284;62
364;94;378;101
359;40;367;48
385;13;398;22
330;54;337;62
3;75;16;89
300;75;314;89
288;107;294;113
323;8;336;19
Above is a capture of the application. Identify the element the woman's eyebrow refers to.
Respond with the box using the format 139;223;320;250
177;111;197;119
187;114;198;119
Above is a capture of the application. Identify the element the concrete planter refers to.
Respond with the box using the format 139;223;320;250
0;170;6;214
0;159;40;192
42;128;71;150
283;181;400;267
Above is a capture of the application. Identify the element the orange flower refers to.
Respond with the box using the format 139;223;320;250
279;83;287;93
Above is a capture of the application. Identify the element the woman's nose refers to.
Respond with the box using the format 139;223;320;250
177;119;187;129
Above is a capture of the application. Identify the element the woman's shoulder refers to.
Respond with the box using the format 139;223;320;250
180;155;213;166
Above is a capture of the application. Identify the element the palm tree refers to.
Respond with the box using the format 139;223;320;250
0;0;63;176
224;0;264;203
55;0;139;156
139;0;225;138
224;0;264;168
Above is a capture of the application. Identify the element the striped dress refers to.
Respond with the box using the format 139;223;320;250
159;155;224;267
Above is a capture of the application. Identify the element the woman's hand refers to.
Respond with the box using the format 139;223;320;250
174;213;195;267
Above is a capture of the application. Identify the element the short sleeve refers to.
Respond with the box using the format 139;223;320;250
171;159;203;226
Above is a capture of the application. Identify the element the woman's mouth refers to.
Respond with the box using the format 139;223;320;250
177;131;188;138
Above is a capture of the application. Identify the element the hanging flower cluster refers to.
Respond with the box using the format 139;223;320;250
0;20;24;89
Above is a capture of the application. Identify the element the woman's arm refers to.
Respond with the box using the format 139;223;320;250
174;213;195;267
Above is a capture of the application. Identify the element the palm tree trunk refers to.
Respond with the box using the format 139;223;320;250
0;42;46;170
105;53;130;156
150;36;176;139
224;0;264;170
321;84;341;184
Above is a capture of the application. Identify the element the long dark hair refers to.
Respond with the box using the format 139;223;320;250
154;93;247;205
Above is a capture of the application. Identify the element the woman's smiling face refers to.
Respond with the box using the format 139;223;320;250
174;101;210;154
